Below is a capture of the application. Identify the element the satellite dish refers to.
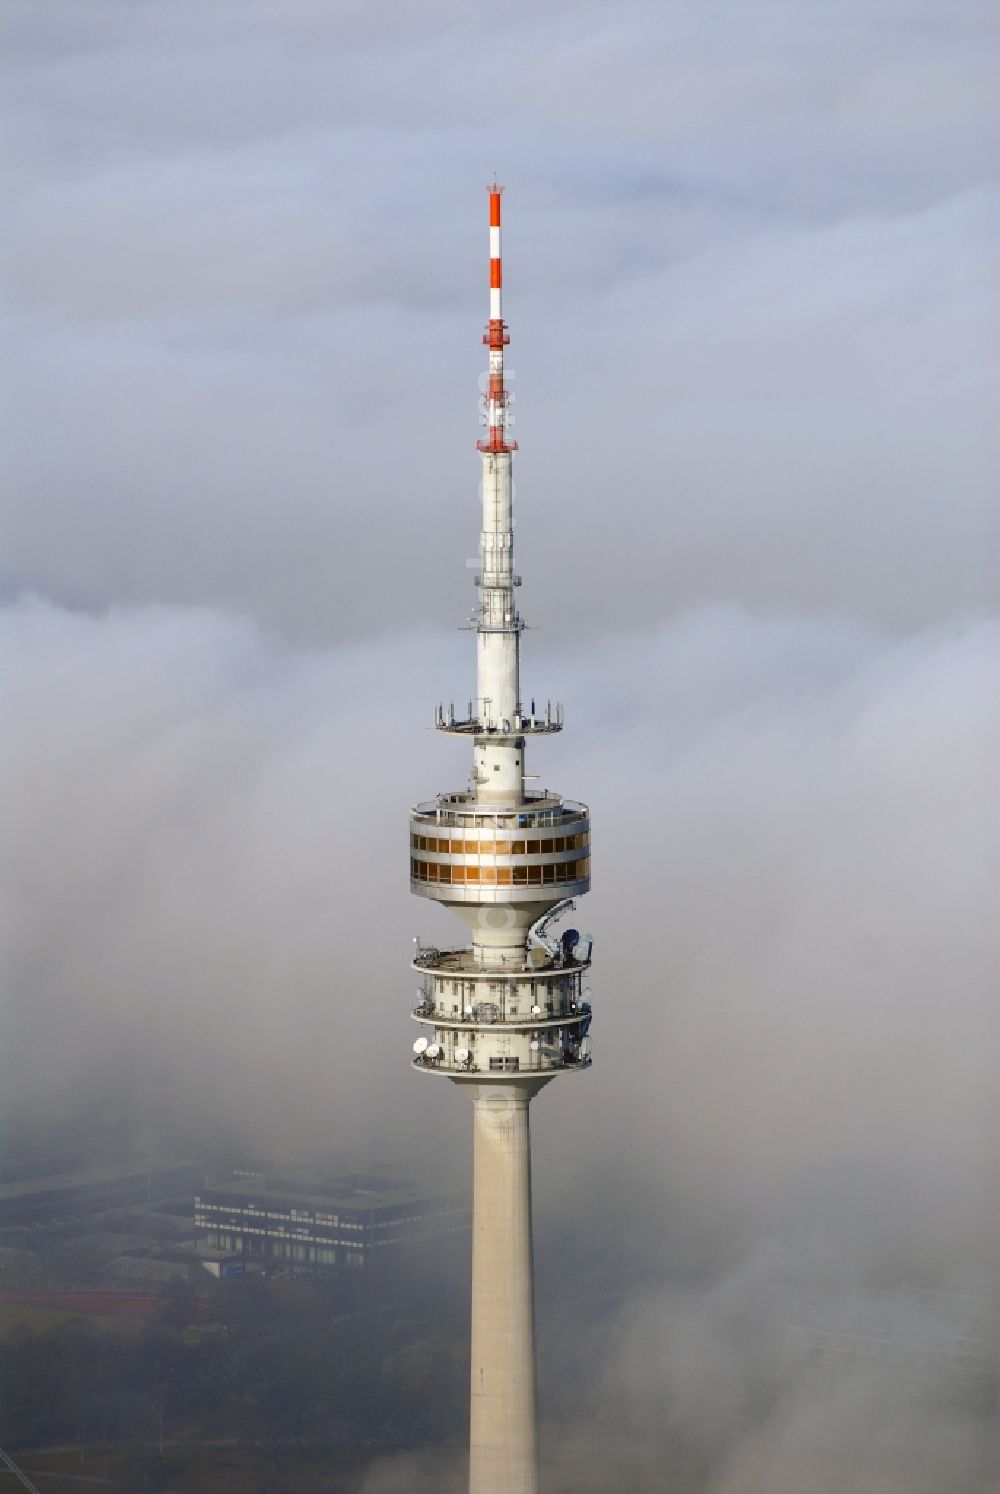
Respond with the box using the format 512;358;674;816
455;1048;470;1064
531;1004;542;1015
529;1039;540;1051
426;1043;441;1059
413;1037;428;1054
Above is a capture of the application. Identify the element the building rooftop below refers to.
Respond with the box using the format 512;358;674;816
199;1172;442;1214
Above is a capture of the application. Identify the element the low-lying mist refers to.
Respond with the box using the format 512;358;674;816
3;596;996;1489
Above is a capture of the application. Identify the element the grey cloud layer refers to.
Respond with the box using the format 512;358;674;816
5;597;994;1488
6;601;994;1195
3;0;996;639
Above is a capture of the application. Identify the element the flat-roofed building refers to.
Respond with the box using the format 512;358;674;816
194;1171;468;1270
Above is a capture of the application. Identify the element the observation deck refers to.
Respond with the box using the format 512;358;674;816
409;791;590;906
412;790;586;827
409;936;593;1083
435;704;563;740
412;941;589;976
412;1047;591;1081
413;1005;585;1032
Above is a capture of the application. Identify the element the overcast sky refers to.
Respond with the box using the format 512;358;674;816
3;0;996;641
3;4;998;1490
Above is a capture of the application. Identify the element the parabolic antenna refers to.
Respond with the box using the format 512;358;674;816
531;1004;542;1015
426;1043;441;1059
413;1036;429;1054
529;1039;540;1051
455;1047;470;1063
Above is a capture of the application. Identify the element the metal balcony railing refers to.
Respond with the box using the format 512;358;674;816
412;942;592;978
412;1050;591;1077
411;794;588;829
412;1002;589;1031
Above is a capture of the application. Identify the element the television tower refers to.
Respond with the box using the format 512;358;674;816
409;186;593;1494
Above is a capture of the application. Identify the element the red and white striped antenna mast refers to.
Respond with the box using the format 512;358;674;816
478;182;517;453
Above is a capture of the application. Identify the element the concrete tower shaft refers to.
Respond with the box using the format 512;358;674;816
469;1086;540;1491
409;186;593;1494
